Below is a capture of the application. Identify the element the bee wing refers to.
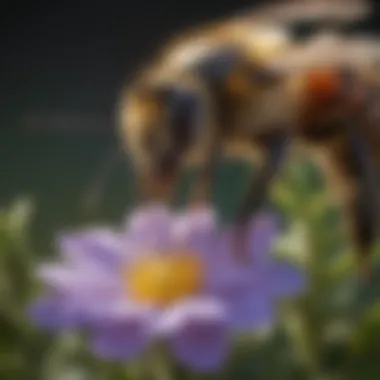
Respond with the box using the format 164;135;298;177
239;0;371;25
345;36;380;70
266;33;380;74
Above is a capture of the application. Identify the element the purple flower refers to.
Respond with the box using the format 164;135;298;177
29;205;306;373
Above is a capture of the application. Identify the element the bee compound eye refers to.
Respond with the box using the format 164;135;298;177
196;46;241;82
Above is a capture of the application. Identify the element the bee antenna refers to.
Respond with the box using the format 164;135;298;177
81;146;124;216
240;0;372;25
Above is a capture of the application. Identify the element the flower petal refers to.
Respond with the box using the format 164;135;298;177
172;207;218;254
160;298;229;372
228;291;275;331
247;213;280;267
217;213;279;275
58;229;125;270
88;301;154;360
28;296;83;329
266;261;307;298
37;263;121;298
125;204;173;249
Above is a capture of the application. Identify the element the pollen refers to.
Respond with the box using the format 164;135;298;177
126;251;205;306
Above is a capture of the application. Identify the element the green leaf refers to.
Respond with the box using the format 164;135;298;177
344;303;380;380
7;197;34;235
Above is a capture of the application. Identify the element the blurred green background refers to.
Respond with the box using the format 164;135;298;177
0;130;133;254
1;128;380;380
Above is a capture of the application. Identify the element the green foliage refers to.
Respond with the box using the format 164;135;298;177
2;157;380;380
173;158;256;224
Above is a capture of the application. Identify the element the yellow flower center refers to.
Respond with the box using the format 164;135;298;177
126;251;205;306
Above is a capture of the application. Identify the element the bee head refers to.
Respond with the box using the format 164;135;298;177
119;77;206;200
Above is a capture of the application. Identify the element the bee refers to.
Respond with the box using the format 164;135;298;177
118;0;378;273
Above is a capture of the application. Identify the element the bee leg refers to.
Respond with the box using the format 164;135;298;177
232;130;290;263
333;128;379;278
348;187;378;279
188;140;222;207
